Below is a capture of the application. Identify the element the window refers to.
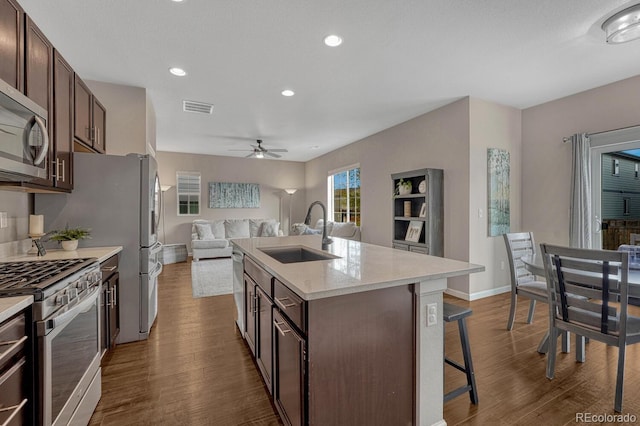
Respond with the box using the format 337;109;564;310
177;172;201;215
624;197;631;215
327;166;360;225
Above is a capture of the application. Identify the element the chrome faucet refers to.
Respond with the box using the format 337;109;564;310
303;201;333;250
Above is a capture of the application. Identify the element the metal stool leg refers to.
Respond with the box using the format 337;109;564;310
457;317;478;404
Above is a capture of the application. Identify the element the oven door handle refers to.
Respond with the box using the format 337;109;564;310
38;286;100;336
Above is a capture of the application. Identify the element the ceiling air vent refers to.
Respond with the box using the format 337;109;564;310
183;100;214;115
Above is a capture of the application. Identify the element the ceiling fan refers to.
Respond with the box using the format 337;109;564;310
229;139;288;159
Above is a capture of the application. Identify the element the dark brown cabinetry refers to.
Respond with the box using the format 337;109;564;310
0;308;33;425
244;257;274;393
52;50;73;190
24;15;53;187
100;254;119;355
75;76;106;153
0;0;23;91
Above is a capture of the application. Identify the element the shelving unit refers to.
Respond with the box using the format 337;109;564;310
391;168;443;256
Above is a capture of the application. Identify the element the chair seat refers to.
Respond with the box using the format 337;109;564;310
443;302;472;322
517;281;548;299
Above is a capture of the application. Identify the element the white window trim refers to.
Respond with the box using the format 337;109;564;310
327;164;360;224
176;171;201;216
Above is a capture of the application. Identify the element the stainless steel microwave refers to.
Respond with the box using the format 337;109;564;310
0;77;49;181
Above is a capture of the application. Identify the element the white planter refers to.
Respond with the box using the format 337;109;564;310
398;185;412;195
61;240;78;251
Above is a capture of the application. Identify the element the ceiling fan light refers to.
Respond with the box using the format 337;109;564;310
602;3;640;44
324;34;343;47
255;151;264;159
169;67;187;76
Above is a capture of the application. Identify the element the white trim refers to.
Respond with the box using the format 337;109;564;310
327;162;360;176
445;285;510;301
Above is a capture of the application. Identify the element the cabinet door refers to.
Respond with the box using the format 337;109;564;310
74;76;92;146
108;273;120;348
244;275;257;356
0;0;23;91
256;286;273;393
92;98;106;153
273;309;305;426
101;284;108;354
25;15;53;186
52;50;73;190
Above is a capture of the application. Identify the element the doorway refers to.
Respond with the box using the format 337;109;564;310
590;126;640;249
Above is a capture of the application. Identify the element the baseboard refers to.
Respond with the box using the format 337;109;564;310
445;285;511;301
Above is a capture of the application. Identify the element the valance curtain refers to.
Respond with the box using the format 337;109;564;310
569;133;592;248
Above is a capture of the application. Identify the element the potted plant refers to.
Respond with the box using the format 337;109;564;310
396;179;412;195
49;226;91;251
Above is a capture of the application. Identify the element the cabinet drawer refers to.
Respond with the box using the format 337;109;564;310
273;279;305;333
0;356;26;411
393;243;409;251
245;257;273;295
100;254;119;281
0;314;25;342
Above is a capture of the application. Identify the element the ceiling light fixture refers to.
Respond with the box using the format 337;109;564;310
602;3;640;44
281;89;295;97
324;34;343;47
171;0;185;2
255;151;264;159
169;67;187;77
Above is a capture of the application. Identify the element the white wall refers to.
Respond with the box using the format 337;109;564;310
86;81;149;156
156;151;306;248
522;74;640;246
468;98;522;297
305;98;473;293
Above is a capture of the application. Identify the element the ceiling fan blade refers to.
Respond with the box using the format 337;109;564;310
266;148;288;152
229;149;253;151
265;152;281;158
245;153;255;158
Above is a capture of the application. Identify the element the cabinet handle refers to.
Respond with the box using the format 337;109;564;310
0;336;28;366
275;296;296;309
59;159;65;182
112;285;117;306
86;126;91;140
105;289;112;308
97;128;101;147
0;398;28;423
273;320;291;336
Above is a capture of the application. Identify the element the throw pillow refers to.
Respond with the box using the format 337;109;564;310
331;222;356;238
224;219;251;238
195;223;215;240
302;227;321;235
260;221;280;237
291;223;307;236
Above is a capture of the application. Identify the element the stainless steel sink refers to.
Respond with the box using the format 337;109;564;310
259;246;340;264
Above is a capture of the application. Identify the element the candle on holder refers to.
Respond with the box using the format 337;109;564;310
29;214;44;235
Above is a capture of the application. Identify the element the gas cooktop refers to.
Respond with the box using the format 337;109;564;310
0;258;96;293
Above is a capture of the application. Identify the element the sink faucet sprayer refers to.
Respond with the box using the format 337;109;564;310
303;201;333;250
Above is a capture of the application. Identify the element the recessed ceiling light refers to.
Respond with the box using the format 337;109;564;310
169;67;187;77
324;34;343;47
281;89;295;97
602;3;640;44
171;0;185;2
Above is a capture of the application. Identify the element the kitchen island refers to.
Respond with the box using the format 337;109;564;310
232;235;484;426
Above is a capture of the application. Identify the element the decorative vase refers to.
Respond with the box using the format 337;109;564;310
61;240;78;251
398;184;412;195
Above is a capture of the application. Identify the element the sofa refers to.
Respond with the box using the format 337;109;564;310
191;218;282;261
291;219;361;241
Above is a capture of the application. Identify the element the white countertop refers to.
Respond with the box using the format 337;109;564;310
232;235;484;300
1;246;123;264
0;295;33;323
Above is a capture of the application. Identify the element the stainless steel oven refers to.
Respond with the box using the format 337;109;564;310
37;281;101;426
0;77;49;181
0;258;102;426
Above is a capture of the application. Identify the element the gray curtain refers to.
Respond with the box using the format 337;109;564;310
569;133;592;248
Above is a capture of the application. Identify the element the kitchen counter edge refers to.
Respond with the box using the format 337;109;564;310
0;295;33;323
1;246;123;264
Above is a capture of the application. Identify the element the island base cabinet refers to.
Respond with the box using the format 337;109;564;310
256;286;273;393
244;275;257;356
273;309;305;426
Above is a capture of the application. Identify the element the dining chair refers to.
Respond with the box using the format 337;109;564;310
540;244;640;413
503;232;548;330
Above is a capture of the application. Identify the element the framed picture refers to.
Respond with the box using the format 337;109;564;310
419;202;427;218
405;220;423;242
34;239;47;256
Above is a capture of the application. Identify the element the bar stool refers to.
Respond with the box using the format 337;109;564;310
443;302;478;404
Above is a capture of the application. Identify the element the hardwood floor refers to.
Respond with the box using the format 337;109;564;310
89;259;640;425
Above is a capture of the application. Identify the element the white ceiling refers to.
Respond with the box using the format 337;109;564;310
17;0;640;162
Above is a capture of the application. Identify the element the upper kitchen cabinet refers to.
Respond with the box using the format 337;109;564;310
0;0;23;91
24;15;53;187
74;75;106;154
52;50;73;190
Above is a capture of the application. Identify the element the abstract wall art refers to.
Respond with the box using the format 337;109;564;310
209;182;261;208
487;148;510;236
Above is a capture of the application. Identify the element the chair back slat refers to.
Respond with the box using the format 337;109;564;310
541;244;630;337
504;232;538;289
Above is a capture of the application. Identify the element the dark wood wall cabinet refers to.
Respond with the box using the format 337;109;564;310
242;257;414;426
74;75;105;154
0;0;23;91
100;254;120;356
0;0;107;192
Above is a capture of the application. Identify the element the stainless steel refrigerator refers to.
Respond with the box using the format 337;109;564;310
35;152;163;343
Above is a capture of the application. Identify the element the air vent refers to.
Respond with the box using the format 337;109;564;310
183;100;214;114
